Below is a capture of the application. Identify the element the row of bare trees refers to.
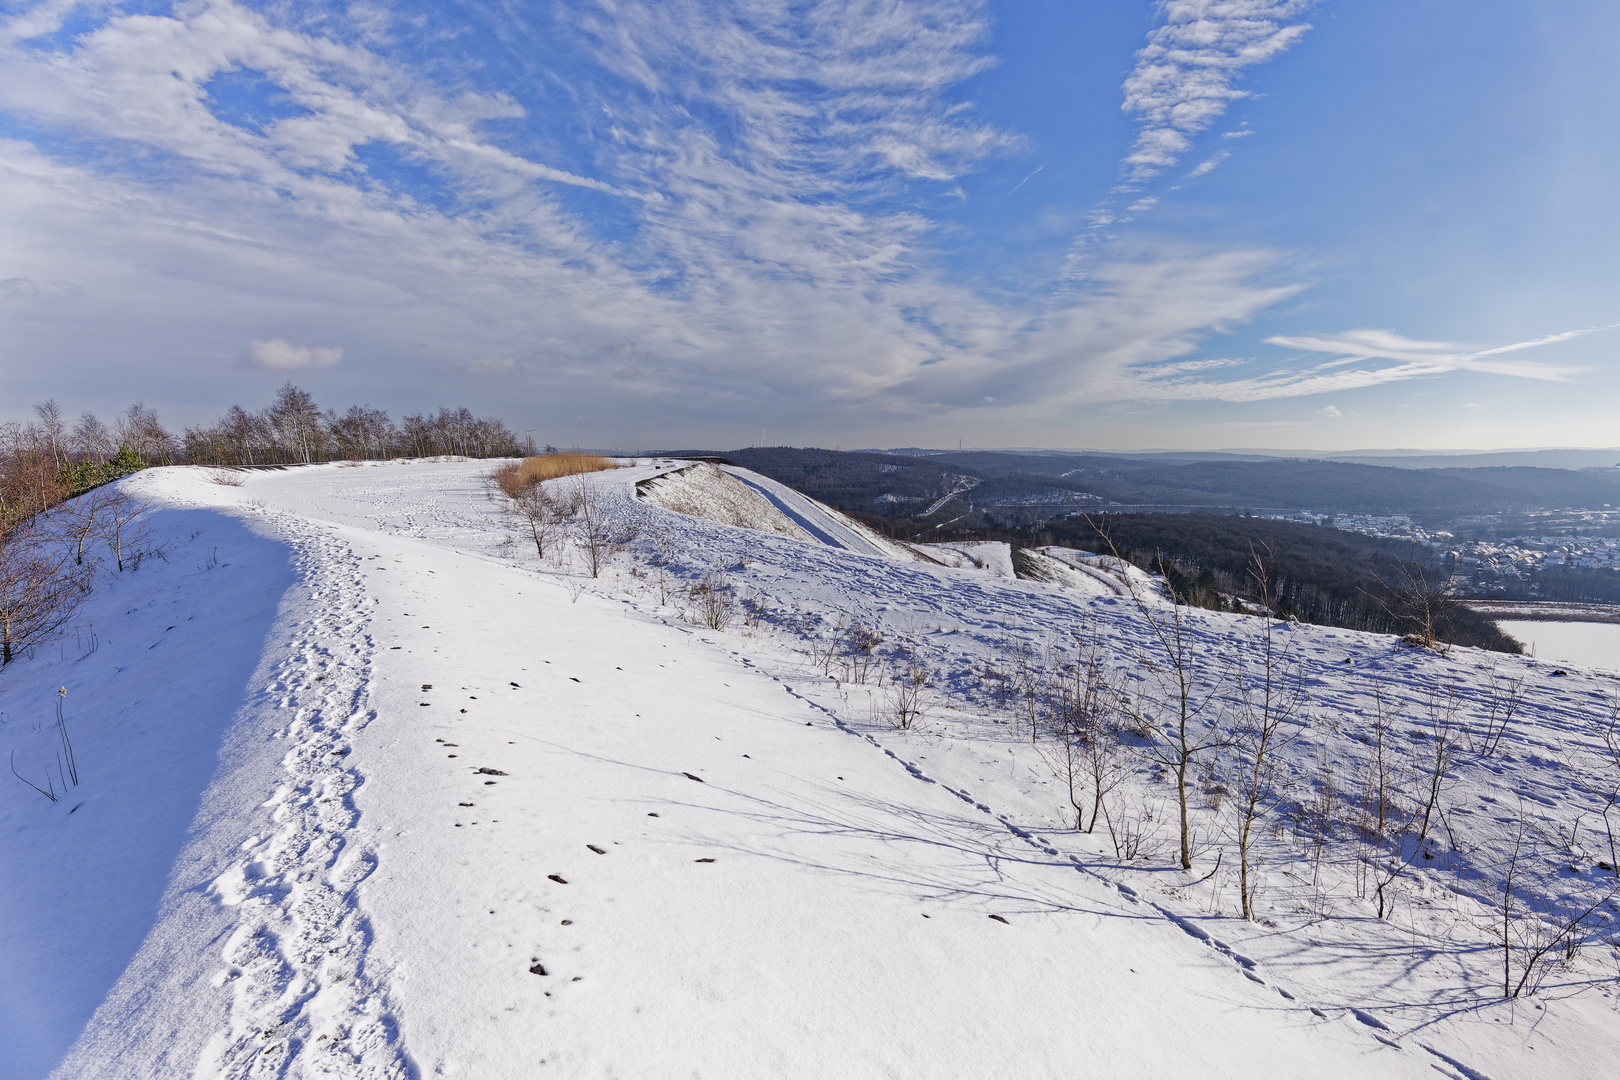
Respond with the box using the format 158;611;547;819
182;384;523;465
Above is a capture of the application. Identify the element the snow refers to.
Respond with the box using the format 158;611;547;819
3;459;1619;1079
1497;620;1620;675
932;540;1016;578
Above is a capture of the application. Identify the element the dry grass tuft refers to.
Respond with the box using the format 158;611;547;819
492;452;618;498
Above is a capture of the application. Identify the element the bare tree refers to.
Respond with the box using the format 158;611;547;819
511;483;564;558
1487;802;1617;998
0;525;89;666
687;566;735;630
881;654;931;730
1358;685;1399;845
328;405;397;461
1474;669;1527;757
1090;515;1230;871
98;491;151;572
267;383;327;464
1042;640;1126;833
1;421;67;530
1371;682;1460;918
72;412;115;464
1373;545;1461;649
1231;544;1309;919
1598;694;1620;879
48;486;112;566
33;400;66;469
571;476;613;579
115;403;177;465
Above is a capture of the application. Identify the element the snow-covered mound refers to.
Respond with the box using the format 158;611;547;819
927;539;1016;577
2;459;1617;1080
715;464;921;561
636;461;814;541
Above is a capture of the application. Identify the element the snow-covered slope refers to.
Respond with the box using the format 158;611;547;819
637;461;814;542
2;460;1617;1080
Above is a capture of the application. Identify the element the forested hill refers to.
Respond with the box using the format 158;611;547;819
715;446;1620;520
1037;513;1520;653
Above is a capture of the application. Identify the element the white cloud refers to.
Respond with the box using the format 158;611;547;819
1120;2;1312;181
243;338;343;370
1113;324;1611;404
1319;404;1340;417
1264;327;1600;380
0;2;1362;435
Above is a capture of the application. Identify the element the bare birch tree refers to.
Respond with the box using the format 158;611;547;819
1232;544;1308;919
97;491;150;572
512;483;564;558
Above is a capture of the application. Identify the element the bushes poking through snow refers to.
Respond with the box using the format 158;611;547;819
879;655;930;730
685;567;735;631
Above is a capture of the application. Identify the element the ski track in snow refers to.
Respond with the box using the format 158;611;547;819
198;514;410;1079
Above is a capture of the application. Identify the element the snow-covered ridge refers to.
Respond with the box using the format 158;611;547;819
1;459;1616;1079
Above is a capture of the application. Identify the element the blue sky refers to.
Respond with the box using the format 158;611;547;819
1;0;1616;451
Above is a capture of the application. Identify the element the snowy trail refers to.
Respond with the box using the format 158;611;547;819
193;514;407;1078
36;489;411;1080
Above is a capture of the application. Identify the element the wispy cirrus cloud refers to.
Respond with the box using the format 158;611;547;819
1120;325;1612;403
1120;1;1313;182
0;1;1334;438
1064;3;1310;284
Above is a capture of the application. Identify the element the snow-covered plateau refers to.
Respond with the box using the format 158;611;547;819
3;458;1618;1079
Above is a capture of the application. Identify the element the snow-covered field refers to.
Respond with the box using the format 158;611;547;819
1497;620;1620;675
3;459;1618;1079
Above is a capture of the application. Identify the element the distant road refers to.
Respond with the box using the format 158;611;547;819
920;479;979;517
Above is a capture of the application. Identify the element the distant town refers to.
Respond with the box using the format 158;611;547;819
1266;509;1620;598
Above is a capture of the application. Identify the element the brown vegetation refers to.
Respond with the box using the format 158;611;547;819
492;452;617;498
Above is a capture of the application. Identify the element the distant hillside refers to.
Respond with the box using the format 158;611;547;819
1041;513;1521;652
720;446;1620;523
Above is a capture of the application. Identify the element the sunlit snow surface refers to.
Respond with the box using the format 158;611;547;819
1497;620;1620;676
2;459;1618;1079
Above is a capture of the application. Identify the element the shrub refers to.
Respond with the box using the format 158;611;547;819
492;452;618;498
